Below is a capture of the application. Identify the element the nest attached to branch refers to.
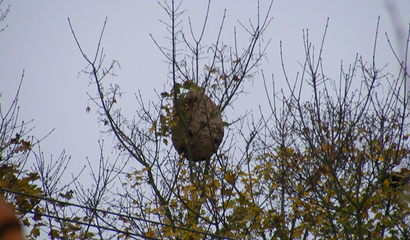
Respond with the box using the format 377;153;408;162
171;86;224;162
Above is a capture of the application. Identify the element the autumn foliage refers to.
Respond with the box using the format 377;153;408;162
1;1;409;239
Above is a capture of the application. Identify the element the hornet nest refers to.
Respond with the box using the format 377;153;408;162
171;84;224;162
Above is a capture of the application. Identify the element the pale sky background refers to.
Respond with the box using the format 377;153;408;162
1;1;409;184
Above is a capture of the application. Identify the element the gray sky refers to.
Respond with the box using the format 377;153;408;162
1;0;409;179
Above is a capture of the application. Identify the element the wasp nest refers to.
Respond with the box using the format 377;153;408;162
171;85;224;162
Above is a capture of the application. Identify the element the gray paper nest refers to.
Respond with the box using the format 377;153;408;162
171;86;224;162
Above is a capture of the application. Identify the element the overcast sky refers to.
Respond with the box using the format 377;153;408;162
1;0;409;180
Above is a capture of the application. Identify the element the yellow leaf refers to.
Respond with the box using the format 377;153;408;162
149;121;157;133
383;178;390;187
49;229;60;238
214;179;221;188
15;140;31;152
292;227;304;238
224;171;235;184
30;228;40;238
